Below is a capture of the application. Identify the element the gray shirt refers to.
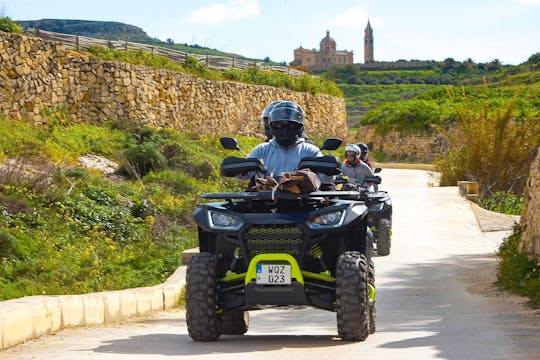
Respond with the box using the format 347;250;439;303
341;161;375;184
248;138;322;177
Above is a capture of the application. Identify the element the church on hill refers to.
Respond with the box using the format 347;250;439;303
291;22;374;69
291;30;353;68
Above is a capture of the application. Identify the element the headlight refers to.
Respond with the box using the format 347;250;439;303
209;211;243;231
307;210;344;229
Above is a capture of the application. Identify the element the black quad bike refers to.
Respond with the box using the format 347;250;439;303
185;138;376;342
363;180;392;256
335;172;393;256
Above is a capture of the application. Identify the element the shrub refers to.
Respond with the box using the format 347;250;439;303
497;225;540;306
434;94;540;195
0;17;22;34
478;191;525;215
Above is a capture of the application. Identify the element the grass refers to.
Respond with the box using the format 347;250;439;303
0;114;258;300
84;46;342;97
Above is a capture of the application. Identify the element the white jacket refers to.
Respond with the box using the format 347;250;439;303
248;138;322;177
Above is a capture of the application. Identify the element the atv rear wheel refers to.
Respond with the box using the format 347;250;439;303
336;251;370;341
219;310;250;335
185;252;221;341
376;218;391;256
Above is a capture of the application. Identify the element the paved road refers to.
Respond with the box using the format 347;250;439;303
3;169;539;359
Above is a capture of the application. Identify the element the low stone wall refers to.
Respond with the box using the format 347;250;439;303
0;32;347;138
520;147;540;259
355;125;449;162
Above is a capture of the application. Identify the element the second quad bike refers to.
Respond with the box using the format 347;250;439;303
185;138;376;342
335;171;393;256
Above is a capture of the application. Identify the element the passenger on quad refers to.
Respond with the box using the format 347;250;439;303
249;101;321;177
342;144;375;188
261;101;315;145
356;142;373;169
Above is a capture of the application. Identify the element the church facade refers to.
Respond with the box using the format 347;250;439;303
292;31;353;68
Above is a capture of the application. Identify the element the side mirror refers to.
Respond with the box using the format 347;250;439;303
374;167;382;173
220;137;240;151
321;137;343;151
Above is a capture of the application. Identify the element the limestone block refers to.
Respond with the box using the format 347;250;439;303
59;295;85;327
83;293;105;326
102;291;122;323
162;285;182;309
30;296;61;338
0;299;34;349
135;288;152;315
119;290;138;319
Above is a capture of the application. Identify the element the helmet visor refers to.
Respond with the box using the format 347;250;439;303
269;107;304;124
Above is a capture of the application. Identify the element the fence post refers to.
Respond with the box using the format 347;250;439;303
205;54;209;66
151;46;154;54
232;57;236;68
76;35;79;51
125;41;128;50
36;28;40;37
108;40;112;50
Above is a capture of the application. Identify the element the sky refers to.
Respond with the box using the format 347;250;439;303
2;0;540;65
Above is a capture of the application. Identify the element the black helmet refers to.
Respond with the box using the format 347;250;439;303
269;101;305;147
356;142;369;160
260;101;283;140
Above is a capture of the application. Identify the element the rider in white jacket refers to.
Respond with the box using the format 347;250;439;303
248;101;322;177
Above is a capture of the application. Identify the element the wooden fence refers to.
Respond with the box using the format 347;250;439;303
25;28;307;77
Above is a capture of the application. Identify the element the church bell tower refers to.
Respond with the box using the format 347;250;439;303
364;20;374;63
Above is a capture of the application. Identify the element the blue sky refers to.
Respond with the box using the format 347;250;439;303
3;0;540;65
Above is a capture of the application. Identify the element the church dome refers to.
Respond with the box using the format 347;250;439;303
320;30;336;47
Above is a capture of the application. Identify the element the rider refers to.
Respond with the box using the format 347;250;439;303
248;101;322;177
356;142;373;169
341;144;375;185
261;101;316;145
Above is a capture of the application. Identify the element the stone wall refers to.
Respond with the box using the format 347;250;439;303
355;125;449;162
520;147;540;259
0;32;347;138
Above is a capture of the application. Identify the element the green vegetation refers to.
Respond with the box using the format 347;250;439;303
0;113;264;300
432;89;540;196
478;192;525;216
0;17;22;34
497;225;540;307
85;46;342;96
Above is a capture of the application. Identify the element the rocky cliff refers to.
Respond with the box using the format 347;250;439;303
520;146;540;259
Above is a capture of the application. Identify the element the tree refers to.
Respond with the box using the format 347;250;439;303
526;53;540;65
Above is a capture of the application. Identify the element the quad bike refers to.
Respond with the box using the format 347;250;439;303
185;137;376;342
335;171;393;256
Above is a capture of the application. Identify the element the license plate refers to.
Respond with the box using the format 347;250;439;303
256;263;291;285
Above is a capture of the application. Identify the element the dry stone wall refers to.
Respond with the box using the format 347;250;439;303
0;32;347;138
355;125;449;162
520;147;540;259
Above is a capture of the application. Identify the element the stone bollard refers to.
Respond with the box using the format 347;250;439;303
457;180;480;202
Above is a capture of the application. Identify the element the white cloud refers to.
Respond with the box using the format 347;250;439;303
329;8;368;29
515;0;540;5
187;0;260;24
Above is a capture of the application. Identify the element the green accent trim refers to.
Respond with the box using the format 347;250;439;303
301;270;335;282
220;271;246;282
245;254;304;285
368;284;376;302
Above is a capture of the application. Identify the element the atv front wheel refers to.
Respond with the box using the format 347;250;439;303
185;252;221;341
336;251;370;341
368;260;376;334
376;218;391;256
219;310;250;335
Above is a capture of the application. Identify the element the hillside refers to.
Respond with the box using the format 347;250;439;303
16;18;237;58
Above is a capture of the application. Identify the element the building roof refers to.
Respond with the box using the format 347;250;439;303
320;30;336;46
